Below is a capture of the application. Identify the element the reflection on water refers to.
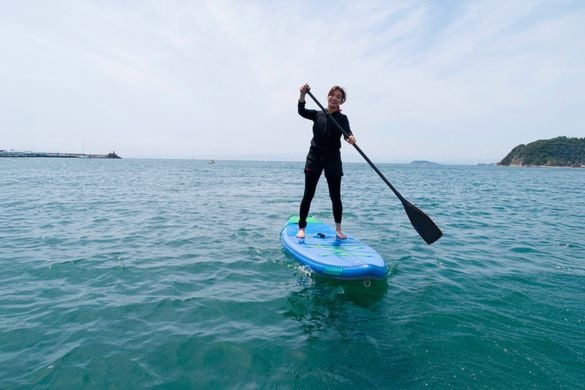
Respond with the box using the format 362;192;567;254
284;272;388;339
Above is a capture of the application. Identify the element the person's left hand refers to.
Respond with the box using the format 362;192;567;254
346;135;356;145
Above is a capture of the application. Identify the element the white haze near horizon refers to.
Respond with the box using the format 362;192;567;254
1;1;583;164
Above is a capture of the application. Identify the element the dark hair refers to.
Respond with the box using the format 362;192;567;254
328;86;346;104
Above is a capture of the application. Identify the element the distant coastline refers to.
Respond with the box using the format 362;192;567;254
498;137;584;167
410;160;439;166
0;150;121;159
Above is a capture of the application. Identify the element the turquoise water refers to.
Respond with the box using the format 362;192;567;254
1;158;583;388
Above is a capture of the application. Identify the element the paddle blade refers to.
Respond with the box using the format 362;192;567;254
402;201;443;244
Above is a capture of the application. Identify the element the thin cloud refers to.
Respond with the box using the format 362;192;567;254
0;1;583;162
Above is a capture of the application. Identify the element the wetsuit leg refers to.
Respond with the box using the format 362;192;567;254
299;170;322;229
325;174;343;224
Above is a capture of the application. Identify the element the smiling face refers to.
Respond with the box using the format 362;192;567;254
327;86;346;112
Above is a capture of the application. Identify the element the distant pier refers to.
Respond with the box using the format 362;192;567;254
0;150;121;159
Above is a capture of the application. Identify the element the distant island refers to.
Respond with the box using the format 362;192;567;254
498;137;585;167
411;160;439;165
0;150;121;159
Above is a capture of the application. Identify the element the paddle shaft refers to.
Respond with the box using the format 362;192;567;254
306;91;406;203
305;90;443;244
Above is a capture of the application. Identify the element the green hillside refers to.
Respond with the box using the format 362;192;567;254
498;137;585;167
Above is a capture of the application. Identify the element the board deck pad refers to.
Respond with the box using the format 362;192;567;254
280;216;386;280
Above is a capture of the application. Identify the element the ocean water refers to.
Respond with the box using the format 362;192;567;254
0;158;583;389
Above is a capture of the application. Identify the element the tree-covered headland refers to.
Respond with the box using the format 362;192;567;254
498;137;585;167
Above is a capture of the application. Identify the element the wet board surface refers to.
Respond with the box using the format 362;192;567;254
280;216;386;280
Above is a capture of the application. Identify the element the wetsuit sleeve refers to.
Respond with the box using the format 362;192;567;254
340;115;353;138
298;101;317;121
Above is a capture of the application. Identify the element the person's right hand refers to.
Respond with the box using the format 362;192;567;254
300;83;311;94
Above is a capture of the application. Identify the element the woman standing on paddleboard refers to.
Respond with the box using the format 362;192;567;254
296;83;356;239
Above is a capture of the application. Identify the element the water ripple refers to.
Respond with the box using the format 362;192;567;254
0;160;583;387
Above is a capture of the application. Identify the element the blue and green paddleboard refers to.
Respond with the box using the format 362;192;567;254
280;216;386;280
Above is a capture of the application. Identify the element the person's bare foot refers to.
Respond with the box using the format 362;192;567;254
296;228;305;239
335;223;347;240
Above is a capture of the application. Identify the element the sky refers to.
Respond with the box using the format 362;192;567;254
1;1;584;164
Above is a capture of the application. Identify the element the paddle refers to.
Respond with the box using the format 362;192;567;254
306;90;443;244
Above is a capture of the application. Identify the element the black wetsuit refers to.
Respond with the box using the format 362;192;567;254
297;101;353;229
